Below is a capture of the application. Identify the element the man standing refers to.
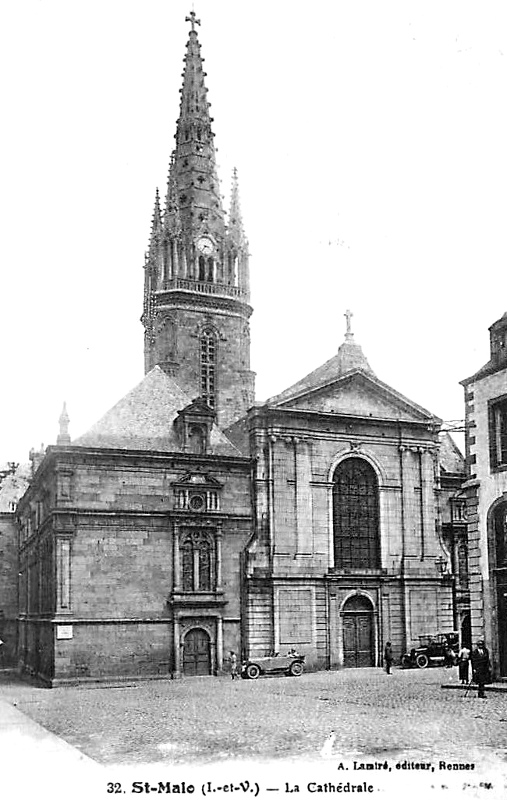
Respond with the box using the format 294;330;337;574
458;643;471;684
471;640;491;699
384;642;393;674
229;651;238;680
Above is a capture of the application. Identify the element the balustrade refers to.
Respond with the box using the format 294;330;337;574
161;277;245;299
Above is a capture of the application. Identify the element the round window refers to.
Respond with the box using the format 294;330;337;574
189;494;205;511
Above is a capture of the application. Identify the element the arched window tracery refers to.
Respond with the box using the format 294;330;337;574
332;457;380;569
181;531;214;591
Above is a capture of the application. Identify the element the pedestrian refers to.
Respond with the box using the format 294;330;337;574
471;640;491;699
384;642;393;674
458;644;471;684
229;650;238;680
444;645;455;668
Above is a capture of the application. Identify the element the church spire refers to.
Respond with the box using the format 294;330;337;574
149;188;162;256
228;168;246;247
172;10;225;246
142;13;255;428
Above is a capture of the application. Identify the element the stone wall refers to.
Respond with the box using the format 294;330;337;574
17;447;253;683
0;513;19;665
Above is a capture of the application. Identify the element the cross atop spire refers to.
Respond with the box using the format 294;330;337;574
344;309;354;340
185;10;200;32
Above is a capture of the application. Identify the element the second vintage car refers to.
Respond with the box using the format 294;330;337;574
241;652;305;679
401;631;459;669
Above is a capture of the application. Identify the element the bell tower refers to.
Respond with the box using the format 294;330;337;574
142;12;255;430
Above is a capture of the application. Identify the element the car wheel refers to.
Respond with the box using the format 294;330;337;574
289;661;304;677
246;663;261;679
416;654;429;669
401;655;412;668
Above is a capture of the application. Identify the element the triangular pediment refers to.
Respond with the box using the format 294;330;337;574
180;397;216;418
271;370;439;424
172;471;223;489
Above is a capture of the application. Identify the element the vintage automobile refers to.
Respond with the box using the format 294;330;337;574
241;652;305;679
401;631;459;669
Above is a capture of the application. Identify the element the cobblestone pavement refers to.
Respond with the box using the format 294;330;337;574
1;667;507;769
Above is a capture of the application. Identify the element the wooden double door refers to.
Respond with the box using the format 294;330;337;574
342;596;375;667
182;628;211;676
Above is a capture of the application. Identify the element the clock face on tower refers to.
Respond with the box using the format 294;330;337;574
196;236;214;255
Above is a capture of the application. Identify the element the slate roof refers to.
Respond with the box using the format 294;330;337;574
267;336;374;406
461;356;507;385
74;366;241;457
439;432;465;475
462;311;507;384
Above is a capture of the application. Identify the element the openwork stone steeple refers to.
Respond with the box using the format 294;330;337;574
142;12;255;431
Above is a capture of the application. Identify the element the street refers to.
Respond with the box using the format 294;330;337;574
1;666;506;767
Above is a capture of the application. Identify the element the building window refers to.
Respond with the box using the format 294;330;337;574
457;540;469;586
489;396;507;469
188;424;205;454
200;329;217;408
494;502;507;568
332;458;380;569
181;531;214;591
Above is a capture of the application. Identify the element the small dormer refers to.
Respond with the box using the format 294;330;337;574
172;471;223;512
174;398;216;454
490;313;507;369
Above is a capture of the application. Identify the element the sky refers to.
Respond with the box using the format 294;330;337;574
0;0;506;465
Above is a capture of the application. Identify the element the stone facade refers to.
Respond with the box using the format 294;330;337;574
242;338;454;669
461;313;507;676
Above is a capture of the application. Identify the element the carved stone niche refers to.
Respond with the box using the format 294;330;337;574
56;467;74;504
171;471;223;513
174;397;216;455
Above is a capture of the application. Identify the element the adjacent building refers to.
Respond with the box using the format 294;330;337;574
461;312;507;676
0;462;30;665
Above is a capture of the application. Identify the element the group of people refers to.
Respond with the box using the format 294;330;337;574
457;640;492;698
384;639;492;698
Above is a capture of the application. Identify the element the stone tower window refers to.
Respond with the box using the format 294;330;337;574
332;458;380;569
200;329;217;408
198;256;206;281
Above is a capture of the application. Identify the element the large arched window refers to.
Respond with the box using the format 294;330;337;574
332;457;380;569
181;531;213;591
200;329;217;409
494;501;507;567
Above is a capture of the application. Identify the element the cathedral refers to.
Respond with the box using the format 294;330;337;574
9;12;456;684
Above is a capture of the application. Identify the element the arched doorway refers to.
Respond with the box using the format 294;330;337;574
342;595;375;668
493;500;507;676
182;628;211;676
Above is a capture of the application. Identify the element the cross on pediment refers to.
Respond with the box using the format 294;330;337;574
345;309;354;338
